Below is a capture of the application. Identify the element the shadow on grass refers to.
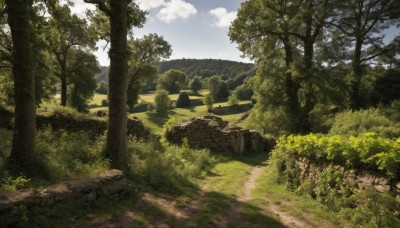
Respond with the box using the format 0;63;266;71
216;151;270;167
194;191;284;228
145;112;170;128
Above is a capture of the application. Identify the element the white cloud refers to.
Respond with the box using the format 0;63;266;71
209;7;237;28
156;0;197;23
69;0;96;18
137;0;166;11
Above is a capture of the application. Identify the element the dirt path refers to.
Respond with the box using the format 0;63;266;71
225;161;313;228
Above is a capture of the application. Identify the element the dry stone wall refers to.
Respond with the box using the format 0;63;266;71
0;170;130;223
296;158;400;200
165;115;274;155
0;108;150;139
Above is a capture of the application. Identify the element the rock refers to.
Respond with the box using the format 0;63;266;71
374;184;390;193
42;183;71;202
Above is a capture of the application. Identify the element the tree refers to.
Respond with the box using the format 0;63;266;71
176;91;191;108
234;83;253;100
6;0;36;173
189;76;202;94
207;75;220;100
127;34;171;108
228;93;239;107
0;2;56;106
158;69;187;94
230;0;329;134
84;0;146;170
328;0;400;109
203;94;214;112
216;80;230;101
67;49;99;112
96;81;108;94
46;1;95;106
154;89;170;113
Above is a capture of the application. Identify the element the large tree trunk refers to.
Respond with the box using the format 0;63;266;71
60;57;68;106
300;40;315;134
6;0;36;173
105;0;128;170
350;37;363;110
282;36;301;133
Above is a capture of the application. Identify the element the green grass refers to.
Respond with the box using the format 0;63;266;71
250;164;340;227
138;91;204;103
89;93;108;106
191;153;284;227
130;99;252;134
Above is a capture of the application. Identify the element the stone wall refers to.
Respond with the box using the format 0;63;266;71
296;158;400;200
0;109;150;139
36;115;149;139
0;170;130;223
165;115;275;155
212;103;253;115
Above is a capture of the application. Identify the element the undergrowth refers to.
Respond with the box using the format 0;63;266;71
269;133;400;227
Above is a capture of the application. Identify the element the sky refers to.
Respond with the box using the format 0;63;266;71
70;0;399;67
70;0;249;66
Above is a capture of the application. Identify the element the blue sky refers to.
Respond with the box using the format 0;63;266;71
71;0;399;67
71;0;248;66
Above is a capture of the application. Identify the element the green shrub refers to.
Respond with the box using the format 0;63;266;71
0;176;29;193
127;138;217;192
329;108;400;138
270;133;400;226
176;91;191;108
51;106;85;119
203;94;214;112
101;99;108;107
271;133;400;178
154;89;171;113
228;93;239;107
35;127;109;182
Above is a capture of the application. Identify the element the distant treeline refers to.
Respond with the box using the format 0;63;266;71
159;59;255;80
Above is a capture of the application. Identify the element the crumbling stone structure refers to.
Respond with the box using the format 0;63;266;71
165;115;275;155
0;170;130;223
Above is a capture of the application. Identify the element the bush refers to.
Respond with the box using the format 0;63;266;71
203;94;214;112
127;137;217;192
228;93;239;107
176;91;191;108
329;108;400;138
234;84;253;100
154;90;171;113
272;133;400;178
270;133;400;226
189;76;202;94
101;99;108;107
35;127;109;182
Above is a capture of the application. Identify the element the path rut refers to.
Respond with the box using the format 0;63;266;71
225;161;313;228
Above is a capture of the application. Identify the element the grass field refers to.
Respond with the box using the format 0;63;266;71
39;91;253;134
130;100;251;134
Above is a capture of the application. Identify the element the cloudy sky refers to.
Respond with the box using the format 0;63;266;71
70;0;248;66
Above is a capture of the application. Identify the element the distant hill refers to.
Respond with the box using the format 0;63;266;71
159;58;255;81
95;59;255;88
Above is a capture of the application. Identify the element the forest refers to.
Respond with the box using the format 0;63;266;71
1;0;400;227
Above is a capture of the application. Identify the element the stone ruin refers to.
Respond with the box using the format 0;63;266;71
0;170;130;224
165;115;275;155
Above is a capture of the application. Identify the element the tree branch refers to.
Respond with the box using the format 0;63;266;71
83;0;111;16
